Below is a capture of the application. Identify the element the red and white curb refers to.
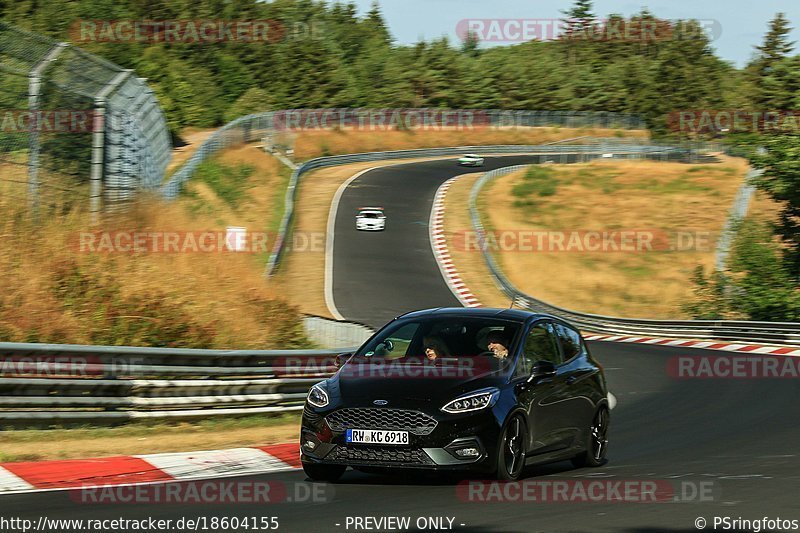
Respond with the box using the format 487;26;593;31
583;334;800;357
0;444;301;494
430;177;481;307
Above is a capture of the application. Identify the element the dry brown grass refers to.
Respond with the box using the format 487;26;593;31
452;157;751;318
293;127;648;160
0;146;308;348
0;418;299;462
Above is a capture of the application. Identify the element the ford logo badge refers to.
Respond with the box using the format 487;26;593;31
373;400;388;406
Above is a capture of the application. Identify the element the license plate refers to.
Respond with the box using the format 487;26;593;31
346;429;409;445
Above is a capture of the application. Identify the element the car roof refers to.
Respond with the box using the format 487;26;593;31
396;307;553;323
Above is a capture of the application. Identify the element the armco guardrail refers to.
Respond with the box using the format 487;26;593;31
265;141;693;275
303;316;374;349
160;109;646;200
0;342;346;425
468;166;800;346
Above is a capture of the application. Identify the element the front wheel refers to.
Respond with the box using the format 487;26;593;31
572;407;609;468
495;414;526;480
302;462;346;482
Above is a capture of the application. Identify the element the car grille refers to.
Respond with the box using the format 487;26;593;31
328;446;434;466
325;408;437;435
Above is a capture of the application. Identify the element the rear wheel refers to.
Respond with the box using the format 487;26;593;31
495;414;526;480
302;462;346;482
572;407;609;468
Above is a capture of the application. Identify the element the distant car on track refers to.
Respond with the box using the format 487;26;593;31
355;207;386;231
458;154;484;167
300;307;610;482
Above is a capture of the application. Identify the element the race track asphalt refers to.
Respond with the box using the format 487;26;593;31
330;155;580;327
5;153;798;532
6;342;800;532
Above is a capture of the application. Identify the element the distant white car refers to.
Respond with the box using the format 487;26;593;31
355;207;386;231
458;154;484;167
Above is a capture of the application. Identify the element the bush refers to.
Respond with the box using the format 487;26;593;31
685;220;800;321
50;258;217;348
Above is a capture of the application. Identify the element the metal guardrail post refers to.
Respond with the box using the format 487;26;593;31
89;70;131;220
27;42;67;216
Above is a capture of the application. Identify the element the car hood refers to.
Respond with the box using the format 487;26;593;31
329;360;507;405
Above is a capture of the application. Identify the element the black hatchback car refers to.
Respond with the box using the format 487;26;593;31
300;307;610;481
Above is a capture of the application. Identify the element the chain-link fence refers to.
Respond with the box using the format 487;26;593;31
0;22;171;214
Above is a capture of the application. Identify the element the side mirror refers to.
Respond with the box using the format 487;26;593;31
334;352;353;368
528;360;556;381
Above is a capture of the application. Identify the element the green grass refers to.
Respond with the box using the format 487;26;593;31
194;159;255;207
511;167;559;211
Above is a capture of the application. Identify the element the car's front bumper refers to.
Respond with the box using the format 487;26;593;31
300;403;502;472
356;224;384;231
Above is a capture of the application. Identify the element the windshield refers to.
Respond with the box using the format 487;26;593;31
359;212;382;218
355;317;520;366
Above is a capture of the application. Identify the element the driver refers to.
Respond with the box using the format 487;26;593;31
423;336;450;361
486;331;510;359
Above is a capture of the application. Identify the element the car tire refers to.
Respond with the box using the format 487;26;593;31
302;462;346;482
495;413;526;480
571;406;609;468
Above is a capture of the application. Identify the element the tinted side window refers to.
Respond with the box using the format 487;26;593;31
518;322;561;376
555;323;583;361
365;322;419;358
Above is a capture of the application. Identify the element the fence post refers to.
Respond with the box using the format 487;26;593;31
27;42;67;216
90;70;132;221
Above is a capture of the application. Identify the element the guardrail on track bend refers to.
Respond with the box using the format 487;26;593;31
0;341;351;426
468;165;800;346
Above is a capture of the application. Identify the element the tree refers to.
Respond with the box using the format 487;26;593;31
364;0;391;45
561;0;596;40
754;13;794;73
752;134;800;278
461;30;481;58
747;13;795;106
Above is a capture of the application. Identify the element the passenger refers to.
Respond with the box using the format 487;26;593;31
486;331;510;359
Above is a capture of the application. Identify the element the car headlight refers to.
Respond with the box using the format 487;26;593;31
441;387;500;414
307;382;330;408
